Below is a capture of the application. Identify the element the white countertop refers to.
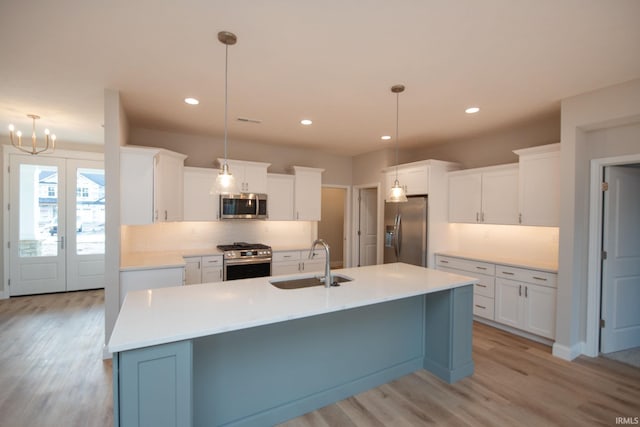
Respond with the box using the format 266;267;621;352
120;248;223;271
108;263;477;353
435;251;558;272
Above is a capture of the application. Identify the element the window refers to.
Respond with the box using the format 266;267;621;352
77;187;89;198
48;186;56;197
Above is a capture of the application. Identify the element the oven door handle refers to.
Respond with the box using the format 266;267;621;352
225;257;272;266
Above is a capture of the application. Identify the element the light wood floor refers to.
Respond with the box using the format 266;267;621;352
0;290;112;427
1;290;639;427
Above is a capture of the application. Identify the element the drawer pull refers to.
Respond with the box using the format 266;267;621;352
476;284;487;288
440;260;449;263
502;271;514;275
476;266;487;270
475;304;487;309
532;276;547;281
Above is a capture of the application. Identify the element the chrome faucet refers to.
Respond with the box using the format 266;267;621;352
309;239;332;288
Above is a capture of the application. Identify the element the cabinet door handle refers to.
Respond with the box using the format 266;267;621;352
476;284;487;288
476;266;487;270
532;276;547;281
475;304;487;309
525;286;528;298
502;271;514;275
519;285;522;297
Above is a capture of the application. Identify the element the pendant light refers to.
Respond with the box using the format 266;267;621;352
387;84;408;203
212;31;238;194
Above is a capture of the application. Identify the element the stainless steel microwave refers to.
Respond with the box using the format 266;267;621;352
220;193;268;219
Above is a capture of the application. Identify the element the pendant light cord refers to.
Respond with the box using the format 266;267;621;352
223;43;229;163
395;90;400;180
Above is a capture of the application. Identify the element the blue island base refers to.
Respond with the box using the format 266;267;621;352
113;285;474;427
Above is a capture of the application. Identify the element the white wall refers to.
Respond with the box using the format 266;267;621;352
129;128;353;186
104;89;128;356
555;79;640;360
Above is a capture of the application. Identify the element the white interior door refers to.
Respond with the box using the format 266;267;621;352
601;165;640;353
9;155;66;295
358;188;377;267
66;159;105;291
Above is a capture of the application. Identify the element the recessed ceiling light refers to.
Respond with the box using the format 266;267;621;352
465;106;480;114
184;97;199;105
300;119;313;126
381;135;391;141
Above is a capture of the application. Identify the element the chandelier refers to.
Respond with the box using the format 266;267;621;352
8;114;56;155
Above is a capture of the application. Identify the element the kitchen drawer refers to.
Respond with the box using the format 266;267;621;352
435;255;495;276
473;294;495;320
202;255;222;266
273;251;301;262
474;274;495;298
496;265;557;288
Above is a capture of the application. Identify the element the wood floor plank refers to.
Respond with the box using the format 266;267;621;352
1;290;639;427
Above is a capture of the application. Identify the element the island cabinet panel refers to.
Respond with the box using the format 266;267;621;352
115;341;193;427
423;285;475;383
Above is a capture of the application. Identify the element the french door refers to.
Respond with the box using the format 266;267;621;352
9;154;105;296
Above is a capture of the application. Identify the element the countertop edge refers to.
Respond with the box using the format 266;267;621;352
435;251;558;273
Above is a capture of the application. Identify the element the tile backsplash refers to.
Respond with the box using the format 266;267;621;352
122;221;317;253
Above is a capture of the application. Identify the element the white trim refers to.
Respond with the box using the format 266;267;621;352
586;153;640;357
552;341;585;361
102;344;112;360
2;144;104;161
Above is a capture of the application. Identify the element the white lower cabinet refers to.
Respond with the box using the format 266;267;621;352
436;254;557;340
272;250;326;276
120;267;184;306
184;255;223;285
495;276;556;339
435;255;496;320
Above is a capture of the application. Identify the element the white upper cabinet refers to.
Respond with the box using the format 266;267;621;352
221;159;270;194
121;146;187;225
448;172;482;223
514;143;560;227
293;166;324;221
183;167;219;221
448;164;519;224
383;165;429;199
267;173;295;220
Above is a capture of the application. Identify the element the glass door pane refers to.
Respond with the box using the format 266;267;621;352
75;167;105;255
18;164;59;257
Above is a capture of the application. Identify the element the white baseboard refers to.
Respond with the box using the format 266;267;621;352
0;290;6;300
552;341;585;361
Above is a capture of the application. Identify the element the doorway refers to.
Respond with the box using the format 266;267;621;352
318;186;349;268
355;186;378;267
600;164;640;354
586;155;640;358
6;153;105;296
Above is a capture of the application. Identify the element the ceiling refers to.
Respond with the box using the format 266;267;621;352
1;1;639;157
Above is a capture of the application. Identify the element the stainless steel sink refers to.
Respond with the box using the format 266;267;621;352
270;274;353;290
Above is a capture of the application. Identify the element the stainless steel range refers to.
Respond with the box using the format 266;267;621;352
217;242;272;281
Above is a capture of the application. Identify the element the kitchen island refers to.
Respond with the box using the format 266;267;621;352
109;263;477;427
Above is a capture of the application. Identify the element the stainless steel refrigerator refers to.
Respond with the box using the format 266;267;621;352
384;196;428;267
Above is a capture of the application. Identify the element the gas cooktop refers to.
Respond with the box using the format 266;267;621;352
216;242;271;252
